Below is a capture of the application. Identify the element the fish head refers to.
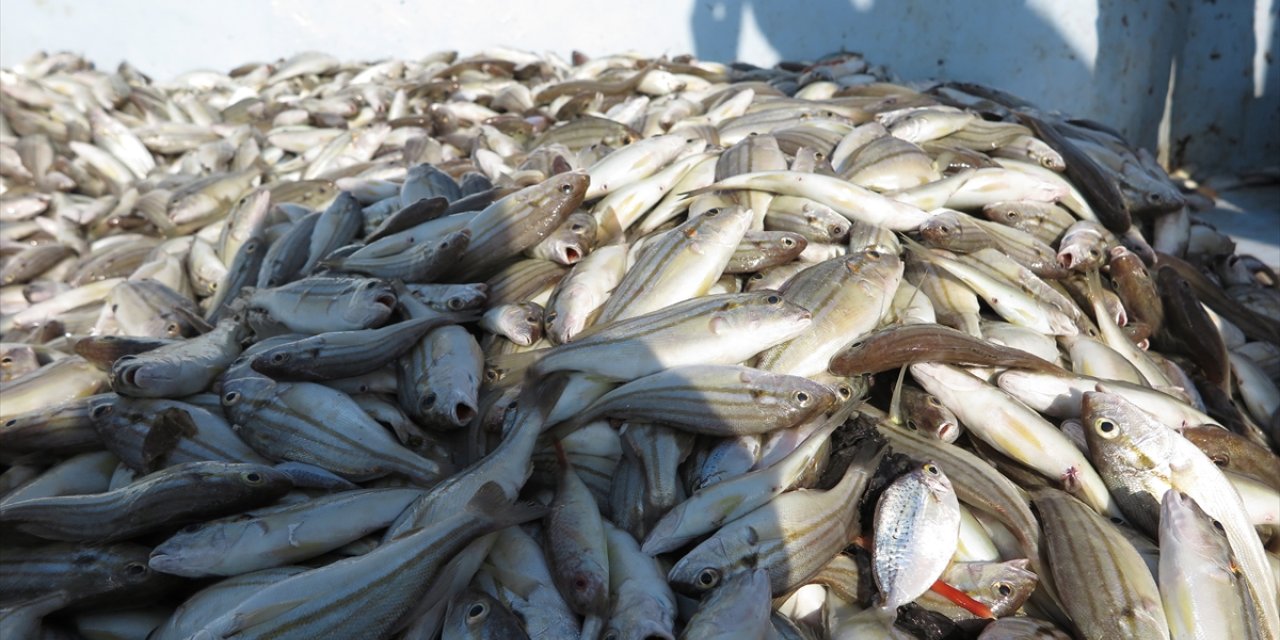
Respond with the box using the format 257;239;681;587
108;356;166;395
712;291;811;341
918;461;956;500
345;278;397;327
919;213;964;248
86;393;121;426
1080;390;1174;466
667;528;759;595
437;228;472;257
539;170;590;212
959;559;1038;616
603;613;675;640
148;516;247;577
108;545;166;588
764;373;837;421
445;589;527;640
1158;490;1233;565
445;284;488;311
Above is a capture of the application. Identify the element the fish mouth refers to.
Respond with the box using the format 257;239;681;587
374;292;397;308
453;402;476;425
563;246;582;263
937;422;958;442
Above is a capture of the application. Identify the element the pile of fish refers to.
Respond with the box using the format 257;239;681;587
2;47;1280;640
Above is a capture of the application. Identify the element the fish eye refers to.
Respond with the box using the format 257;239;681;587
923;463;940;475
1211;519;1225;532
995;582;1013;597
704;208;720;217
749;273;764;281
448;299;465;310
546;311;558;321
0;356;11;366
766;294;782;304
1094;419;1119;439
241;471;264;484
836;385;852;399
3;419;15;428
1148;193;1163;204
223;391;241;406
165;322;181;336
907;420;919;431
1109;516;1126;524
793;390;810;405
830;225;843;235
925;395;941;407
484;369;501;382
1210;454;1229;467
559;183;574;195
525;315;539;324
123;562;148;578
570;223;585;232
782;238;795;247
466;602;488;623
91;404;114;419
867;249;882;259
1006;211;1018;219
695;568;720;588
603;633;619;640
1089;250;1100;258
423;392;438;407
271;353;289;363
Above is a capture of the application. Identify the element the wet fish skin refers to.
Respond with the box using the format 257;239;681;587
249;315;465;381
829;322;1063;377
395;324;484;430
443;588;530;640
0;356;107;422
1031;487;1170;640
668;440;883;596
0;395;104;463
756;247;903;378
109;319;244;398
543;447;610;624
0;461;292;542
247;276;397;335
452;170;589;279
678;568;771;640
603;521;677;640
548;364;835;439
596;205;753;324
148;488;425;578
1158;490;1251;640
897;386;963;443
479;302;544;346
190;483;543;640
872;461;961;618
88;395;268;473
1082;390;1278;639
0;541;180;612
1156;266;1231;392
256;211;320;289
510;291;812;382
322;228;471;282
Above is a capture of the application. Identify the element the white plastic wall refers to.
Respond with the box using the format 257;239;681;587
1;0;1275;172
